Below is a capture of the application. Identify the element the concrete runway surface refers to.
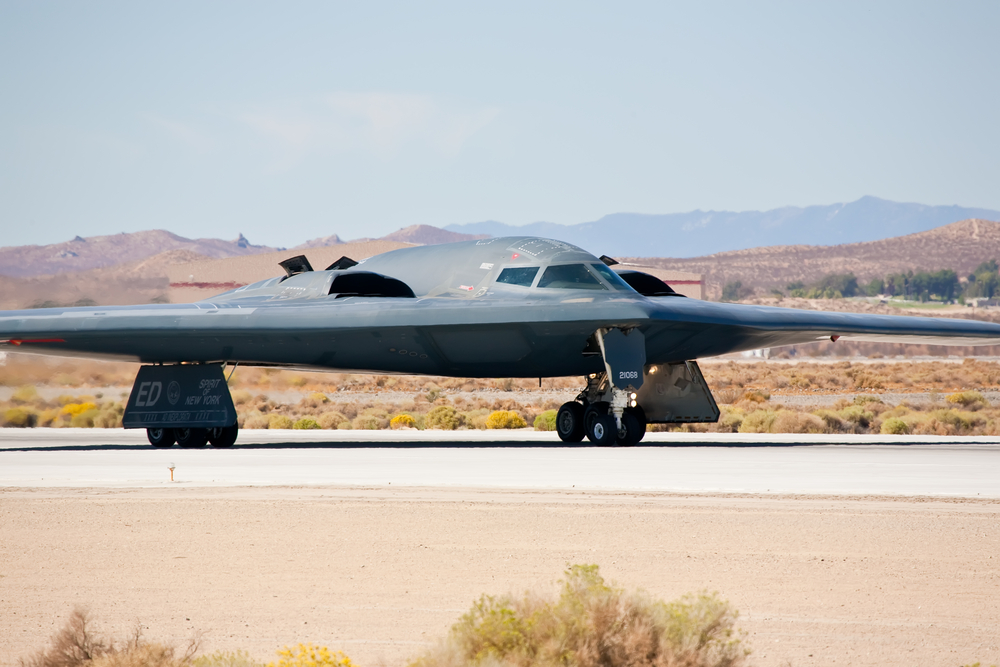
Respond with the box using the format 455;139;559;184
2;428;999;496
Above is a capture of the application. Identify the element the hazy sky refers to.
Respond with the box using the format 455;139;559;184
1;1;998;248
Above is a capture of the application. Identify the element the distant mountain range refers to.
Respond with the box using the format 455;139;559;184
445;196;1000;258
3;197;999;279
627;218;1000;299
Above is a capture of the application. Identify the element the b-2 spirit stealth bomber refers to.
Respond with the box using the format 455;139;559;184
2;236;999;447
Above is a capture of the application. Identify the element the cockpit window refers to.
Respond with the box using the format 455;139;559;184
591;263;637;291
537;264;608;290
496;266;539;287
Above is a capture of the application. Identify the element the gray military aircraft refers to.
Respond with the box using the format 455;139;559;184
2;236;999;447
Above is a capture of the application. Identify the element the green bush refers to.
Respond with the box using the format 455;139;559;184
881;417;909;435
3;407;38;428
292;418;321;430
268;414;294;429
11;385;39;404
410;564;747;667
737;409;776;433
533;410;557;431
426;405;463;430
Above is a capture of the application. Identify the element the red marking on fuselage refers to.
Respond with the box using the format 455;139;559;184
3;338;66;346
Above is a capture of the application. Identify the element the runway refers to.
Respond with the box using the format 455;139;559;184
2;428;999;496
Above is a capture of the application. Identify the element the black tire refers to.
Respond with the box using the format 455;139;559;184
587;413;618;446
556;402;585;443
176;427;208;448
617;409;647;446
584;402;608;435
147;427;175;448
208;423;239;448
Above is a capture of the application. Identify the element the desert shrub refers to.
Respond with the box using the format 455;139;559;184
318;411;350;429
20;608;198;667
243;412;270;429
881;417;909;435
391;414;417;429
268;414;294;430
299;393;330;409
231;390;253;406
194;651;264;667
486;410;527;429
461;409;491;430
739;390;770;403
352;414;386;430
946;391;986;409
37;408;62;427
267;645;353;667
713;388;741;405
410;564;747;667
4;407;38;428
852;373;885;390
11;385;39;404
70;409;100;428
292;418;321;430
287;375;308;388
92;643;189;667
19;607;112;667
771;411;827;434
714;406;744;432
93;408;123;429
737;409;776;433
837;405;873;429
533;410;557;431
426;405;463;430
812;409;846;432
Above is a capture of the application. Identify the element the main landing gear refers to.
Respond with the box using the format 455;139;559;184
146;423;239;448
556;371;647;447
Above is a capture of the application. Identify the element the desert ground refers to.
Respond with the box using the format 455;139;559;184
3;355;1000;667
1;485;998;667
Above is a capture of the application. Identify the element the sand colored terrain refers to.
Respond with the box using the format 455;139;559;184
0;487;998;667
629;218;1000;298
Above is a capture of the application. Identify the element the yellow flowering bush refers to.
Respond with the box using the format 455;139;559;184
391;414;417;429
267;644;354;667
61;402;97;417
485;410;527;429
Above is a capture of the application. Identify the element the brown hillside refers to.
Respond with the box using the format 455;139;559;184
378;224;488;245
0;230;279;278
0;240;412;309
627;218;1000;298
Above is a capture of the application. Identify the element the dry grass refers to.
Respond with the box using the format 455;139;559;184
7;354;1000;434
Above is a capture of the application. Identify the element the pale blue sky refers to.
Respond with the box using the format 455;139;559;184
1;1;997;248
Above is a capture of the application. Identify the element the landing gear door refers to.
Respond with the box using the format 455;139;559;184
601;328;646;390
122;365;236;429
636;361;719;423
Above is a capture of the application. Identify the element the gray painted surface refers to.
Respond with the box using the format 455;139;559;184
1;429;998;496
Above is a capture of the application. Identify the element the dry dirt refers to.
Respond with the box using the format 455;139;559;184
1;487;998;667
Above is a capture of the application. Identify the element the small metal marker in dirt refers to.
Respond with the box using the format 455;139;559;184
168;463;175;482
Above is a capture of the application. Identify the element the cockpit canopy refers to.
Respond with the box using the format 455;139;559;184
347;237;638;298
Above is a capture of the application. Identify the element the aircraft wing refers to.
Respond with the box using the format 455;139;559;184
639;298;1000;362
